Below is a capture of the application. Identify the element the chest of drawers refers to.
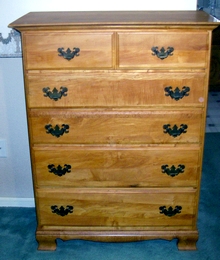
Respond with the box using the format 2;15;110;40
9;11;219;251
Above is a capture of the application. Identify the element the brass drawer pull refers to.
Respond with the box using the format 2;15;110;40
48;164;71;177
161;164;185;177
163;124;188;137
58;47;80;61
51;205;74;216
42;87;68;101
164;86;190;101
45;124;69;138
159;206;182;217
151;46;174;60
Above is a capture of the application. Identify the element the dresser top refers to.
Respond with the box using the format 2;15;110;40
9;11;220;30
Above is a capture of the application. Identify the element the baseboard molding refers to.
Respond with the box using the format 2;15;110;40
0;197;35;207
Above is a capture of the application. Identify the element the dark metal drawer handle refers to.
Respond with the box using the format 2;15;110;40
51;205;74;217
164;86;190;101
45;124;69;138
151;46;174;60
163;124;188;138
159;206;182;217
42;87;68;101
58;47;80;61
161;164;185;177
48;164;71;177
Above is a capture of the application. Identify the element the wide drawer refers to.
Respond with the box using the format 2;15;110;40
118;32;209;69
30;109;202;144
26;71;206;108
23;32;113;69
36;188;196;228
32;146;200;187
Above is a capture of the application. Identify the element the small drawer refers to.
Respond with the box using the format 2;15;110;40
30;109;202;144
118;32;209;69
32;146;200;187
36;188;196;228
26;71;206;108
23;32;113;69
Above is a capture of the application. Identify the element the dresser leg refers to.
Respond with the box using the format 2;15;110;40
177;236;198;250
36;237;57;251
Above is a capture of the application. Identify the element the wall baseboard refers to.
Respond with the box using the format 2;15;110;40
0;197;35;207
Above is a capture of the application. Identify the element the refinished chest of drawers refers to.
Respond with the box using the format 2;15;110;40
9;11;219;251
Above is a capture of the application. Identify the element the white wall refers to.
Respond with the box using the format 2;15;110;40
0;0;197;35
0;58;33;206
0;0;197;207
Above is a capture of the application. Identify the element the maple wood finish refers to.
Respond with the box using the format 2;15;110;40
9;11;219;251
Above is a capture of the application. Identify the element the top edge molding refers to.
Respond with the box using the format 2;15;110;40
9;11;220;31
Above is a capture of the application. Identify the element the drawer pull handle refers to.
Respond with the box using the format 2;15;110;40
151;46;174;60
161;164;185;177
164;86;190;101
51;205;74;217
45;124;69;138
163;124;188;138
58;47;80;61
42;87;68;101
48;164;71;177
159;206;182;217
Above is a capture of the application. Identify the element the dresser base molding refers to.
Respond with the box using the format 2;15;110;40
36;229;198;251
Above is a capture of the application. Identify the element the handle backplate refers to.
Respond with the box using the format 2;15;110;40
159;206;182;217
164;86;190;101
51;205;74;216
151;46;174;60
48;164;71;177
161;164;185;177
58;47;80;61
163;124;188;138
43;86;68;101
45;124;69;138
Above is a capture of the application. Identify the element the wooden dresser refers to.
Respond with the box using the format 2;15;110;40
9;11;219;251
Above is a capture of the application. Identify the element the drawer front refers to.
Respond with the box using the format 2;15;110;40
26;72;206;108
36;188;196;227
30;109;202;144
33;146;199;187
118;32;209;69
23;32;113;69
